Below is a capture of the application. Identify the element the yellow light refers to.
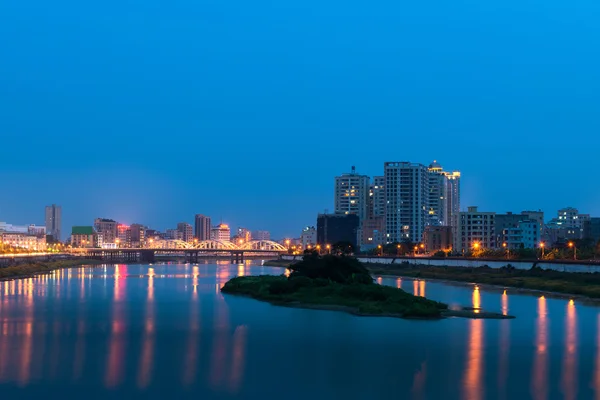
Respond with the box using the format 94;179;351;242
420;244;424;249
568;242;574;248
540;242;545;248
377;245;382;249
326;244;331;249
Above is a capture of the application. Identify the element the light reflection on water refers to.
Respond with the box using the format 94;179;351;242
0;263;599;399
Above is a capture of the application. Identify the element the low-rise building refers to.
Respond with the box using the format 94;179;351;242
1;232;46;251
360;217;385;249
71;226;97;248
300;226;317;247
423;226;453;253
502;220;540;250
454;206;496;253
211;224;231;242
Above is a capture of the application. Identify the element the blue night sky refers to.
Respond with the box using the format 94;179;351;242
1;0;600;239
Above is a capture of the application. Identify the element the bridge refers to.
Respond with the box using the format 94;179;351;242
82;240;288;263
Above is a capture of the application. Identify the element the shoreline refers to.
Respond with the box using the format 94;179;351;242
223;291;513;320
0;260;104;282
260;259;600;305
375;272;600;305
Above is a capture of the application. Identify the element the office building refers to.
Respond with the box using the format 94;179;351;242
94;218;118;244
300;226;317;247
45;204;62;241
177;222;194;243
334;166;370;223
211;224;231;242
194;214;212;241
317;213;359;248
454;206;496;253
423;226;453;253
253;230;270;241
384;162;429;243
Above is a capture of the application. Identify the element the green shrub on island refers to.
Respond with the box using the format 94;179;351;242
222;255;447;318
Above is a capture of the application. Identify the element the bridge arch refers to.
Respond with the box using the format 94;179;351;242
239;240;287;251
191;240;237;250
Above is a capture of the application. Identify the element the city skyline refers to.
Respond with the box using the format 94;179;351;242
0;158;598;240
2;0;600;237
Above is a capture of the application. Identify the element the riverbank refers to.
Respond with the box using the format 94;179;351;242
0;259;103;281
366;262;600;299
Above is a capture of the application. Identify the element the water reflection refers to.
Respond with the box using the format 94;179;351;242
501;290;508;316
229;325;248;393
396;277;402;289
105;266;126;388
137;268;155;389
472;286;481;313
532;296;548;400
561;300;578;400
183;267;200;386
464;318;484;400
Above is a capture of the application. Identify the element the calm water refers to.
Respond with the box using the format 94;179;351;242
0;261;599;399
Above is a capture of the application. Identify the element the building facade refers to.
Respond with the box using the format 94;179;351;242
94;218;118;244
384;162;429;243
334;167;370;223
236;227;252;243
211;224;231;242
300;226;317;247
194;214;212;241
71;226;97;248
253;230;270;241
427;161;461;228
177;222;194;243
454;206;496;253
129;224;146;248
360;217;385;249
584;218;600;243
45;204;62;241
316;213;359;248
0;232;46;251
502;220;540;250
423;226;453;253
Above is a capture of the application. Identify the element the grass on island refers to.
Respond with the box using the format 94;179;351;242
367;263;600;299
0;259;102;280
222;254;447;318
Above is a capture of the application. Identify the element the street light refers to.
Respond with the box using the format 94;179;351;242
397;244;401;256
377;244;382;257
502;242;509;259
540;242;545;258
568;242;576;260
316;244;321;254
414;245;418;256
326;244;331;254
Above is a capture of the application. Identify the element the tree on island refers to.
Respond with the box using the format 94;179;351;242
289;253;373;285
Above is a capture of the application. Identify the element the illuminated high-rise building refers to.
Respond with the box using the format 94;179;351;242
384;162;429;243
334;166;370;223
427;161;460;227
211;224;231;242
177;222;194;243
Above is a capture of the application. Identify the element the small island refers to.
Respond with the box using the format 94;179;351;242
222;254;512;319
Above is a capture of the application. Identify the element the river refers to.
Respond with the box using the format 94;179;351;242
0;261;598;399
